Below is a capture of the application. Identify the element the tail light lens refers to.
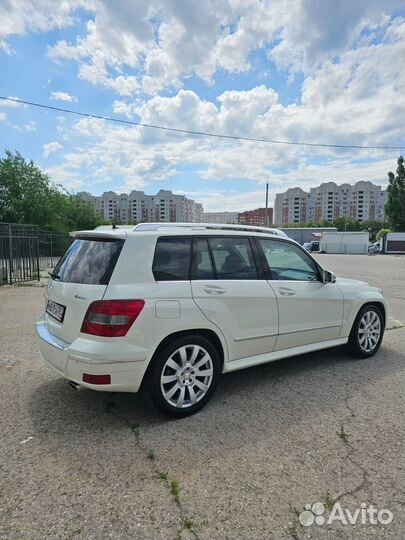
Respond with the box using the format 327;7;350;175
81;300;145;337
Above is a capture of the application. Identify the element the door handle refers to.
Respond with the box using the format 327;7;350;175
203;285;226;294
278;287;296;296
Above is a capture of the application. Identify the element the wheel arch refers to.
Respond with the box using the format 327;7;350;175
139;328;225;390
357;301;386;327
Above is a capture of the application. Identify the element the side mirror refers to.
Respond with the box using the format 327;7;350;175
322;269;336;283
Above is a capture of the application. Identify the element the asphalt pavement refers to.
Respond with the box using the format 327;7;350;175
0;254;404;540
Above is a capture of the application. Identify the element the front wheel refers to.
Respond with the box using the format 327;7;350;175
347;305;384;358
147;335;221;417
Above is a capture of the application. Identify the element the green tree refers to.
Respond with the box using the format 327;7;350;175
359;220;389;241
0;150;101;232
332;217;361;231
385;156;405;231
0;150;60;226
62;194;101;231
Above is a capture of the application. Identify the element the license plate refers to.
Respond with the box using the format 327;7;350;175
46;300;66;323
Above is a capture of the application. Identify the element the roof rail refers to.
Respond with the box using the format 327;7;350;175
94;225;133;230
133;222;288;237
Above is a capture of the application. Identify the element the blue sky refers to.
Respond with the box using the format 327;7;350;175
0;0;404;211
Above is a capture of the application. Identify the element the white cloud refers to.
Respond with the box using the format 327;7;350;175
50;75;399;208
0;96;25;107
0;112;6;122
268;0;404;74
24;121;37;132
50;90;77;102
112;100;142;118
1;0;402;98
0;0;91;52
4;1;403;207
44;0;405;96
45;164;84;190
43;141;63;158
178;188;270;213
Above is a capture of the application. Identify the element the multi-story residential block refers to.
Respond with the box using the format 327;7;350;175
239;207;273;226
78;190;204;224
349;181;387;222
273;188;308;225
203;212;239;224
274;181;387;225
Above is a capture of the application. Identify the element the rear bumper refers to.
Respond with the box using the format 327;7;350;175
35;319;150;392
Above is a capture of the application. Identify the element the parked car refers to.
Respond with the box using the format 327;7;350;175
303;240;320;253
36;223;387;417
368;241;381;254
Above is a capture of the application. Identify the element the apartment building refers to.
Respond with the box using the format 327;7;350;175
274;181;387;225
273;188;308;225
239;207;273;226
203;212;239;224
78;190;204;224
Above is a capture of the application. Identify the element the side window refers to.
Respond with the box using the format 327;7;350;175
153;237;191;281
192;238;215;279
258;238;319;281
208;237;258;280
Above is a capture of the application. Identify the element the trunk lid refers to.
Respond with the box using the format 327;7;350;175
44;235;125;343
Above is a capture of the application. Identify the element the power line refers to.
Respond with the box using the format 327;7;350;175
1;95;403;151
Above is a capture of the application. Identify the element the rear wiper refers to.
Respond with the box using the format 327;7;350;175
48;271;61;280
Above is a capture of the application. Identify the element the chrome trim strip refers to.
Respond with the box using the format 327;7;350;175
36;321;70;350
234;332;278;342
278;323;341;336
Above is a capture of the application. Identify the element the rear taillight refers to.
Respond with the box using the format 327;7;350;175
81;300;145;337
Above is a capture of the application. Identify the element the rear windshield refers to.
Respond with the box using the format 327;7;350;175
52;238;124;285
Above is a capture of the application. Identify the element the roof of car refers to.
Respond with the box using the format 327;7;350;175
72;222;291;240
134;222;288;236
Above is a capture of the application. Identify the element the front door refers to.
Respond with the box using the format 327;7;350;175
256;237;344;351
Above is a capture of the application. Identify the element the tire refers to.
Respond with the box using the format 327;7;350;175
347;305;384;358
147;335;221;418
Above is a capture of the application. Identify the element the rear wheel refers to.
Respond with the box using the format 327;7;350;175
347;305;384;358
147;335;221;417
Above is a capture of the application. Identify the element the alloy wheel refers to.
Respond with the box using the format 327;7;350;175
160;345;214;409
358;310;381;353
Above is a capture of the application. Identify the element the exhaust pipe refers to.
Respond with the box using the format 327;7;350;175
69;381;85;392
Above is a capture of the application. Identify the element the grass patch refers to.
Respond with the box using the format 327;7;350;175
181;517;194;530
287;525;300;539
324;492;337;511
147;448;155;461
158;471;168;481
337;425;349;444
288;503;301;517
170;479;180;503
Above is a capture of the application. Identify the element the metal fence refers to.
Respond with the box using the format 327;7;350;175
0;223;72;285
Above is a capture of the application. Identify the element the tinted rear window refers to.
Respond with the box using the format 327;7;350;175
52;238;124;285
153;237;191;281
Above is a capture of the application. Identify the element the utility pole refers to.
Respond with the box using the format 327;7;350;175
265;180;269;228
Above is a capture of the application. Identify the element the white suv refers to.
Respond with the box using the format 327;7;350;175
36;223;386;417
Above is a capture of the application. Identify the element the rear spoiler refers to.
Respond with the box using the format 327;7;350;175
69;230;127;240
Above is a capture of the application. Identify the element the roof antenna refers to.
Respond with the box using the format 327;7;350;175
112;222;117;229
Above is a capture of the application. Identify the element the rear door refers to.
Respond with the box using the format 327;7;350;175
44;235;125;343
256;237;343;350
191;236;279;362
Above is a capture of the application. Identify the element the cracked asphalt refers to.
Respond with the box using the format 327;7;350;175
0;254;404;540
